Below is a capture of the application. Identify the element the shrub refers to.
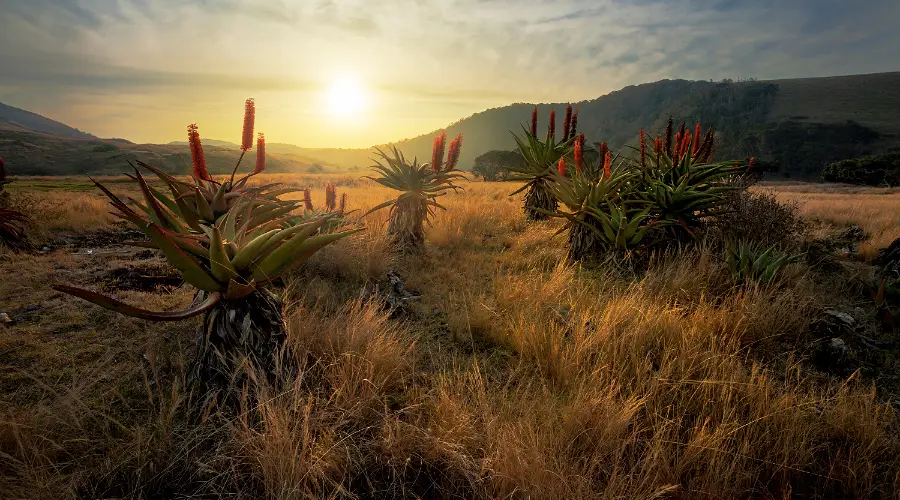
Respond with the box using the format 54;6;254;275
821;151;900;186
472;150;523;181
713;187;804;248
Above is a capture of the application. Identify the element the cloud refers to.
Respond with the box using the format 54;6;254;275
0;0;898;145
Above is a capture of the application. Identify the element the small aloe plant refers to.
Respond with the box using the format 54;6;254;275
53;101;362;400
725;241;803;285
364;132;465;251
505;105;577;221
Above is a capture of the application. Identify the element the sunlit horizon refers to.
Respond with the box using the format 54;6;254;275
1;1;898;149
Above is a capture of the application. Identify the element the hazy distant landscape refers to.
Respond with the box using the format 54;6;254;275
3;72;900;179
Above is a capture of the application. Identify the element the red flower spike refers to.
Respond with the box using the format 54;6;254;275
639;129;647;168
693;123;702;156
570;111;578;138
241;98;255;151
548;110;556;141
557;157;566;176
325;183;337;212
654;135;662;155
603;150;612;180
574;133;585;173
446;134;463;171
748;157;755;171
673;131;683;160
681;132;692;160
0;156;5;183
303;188;313;211
339;193;347;215
664;118;673;158
432;132;447;172
187;124;211;181
562;104;572;142
530;106;538;137
253;132;266;175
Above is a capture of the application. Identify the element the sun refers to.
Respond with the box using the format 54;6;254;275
326;77;367;116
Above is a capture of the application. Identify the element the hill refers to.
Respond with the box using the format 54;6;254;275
374;72;900;179
0;128;333;176
2;71;899;177
0;102;95;139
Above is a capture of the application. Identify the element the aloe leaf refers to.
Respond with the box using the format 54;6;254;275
54;285;221;321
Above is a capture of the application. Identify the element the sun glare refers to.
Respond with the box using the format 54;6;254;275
326;77;367;116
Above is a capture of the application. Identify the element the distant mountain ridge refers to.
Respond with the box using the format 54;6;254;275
0;102;95;139
3;71;900;177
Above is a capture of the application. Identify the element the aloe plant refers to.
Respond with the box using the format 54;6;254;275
53;101;362;400
364;132;465;251
725;241;803;285
505;106;576;220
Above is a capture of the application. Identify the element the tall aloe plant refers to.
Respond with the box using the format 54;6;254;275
364;132;465;251
505;106;576;220
54;101;362;401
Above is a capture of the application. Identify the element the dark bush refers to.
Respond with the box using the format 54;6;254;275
713;187;804;248
821;151;900;186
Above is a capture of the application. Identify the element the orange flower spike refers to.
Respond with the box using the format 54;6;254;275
570;111;578;138
574;133;585;173
603;150;612;179
562;104;572;142
253;132;266;175
431;132;447;172
241;98;255;152
654;135;662;155
693;123;702;156
639;129;647;168
339;193;347;215
530;106;538;137
557;157;566;176
548;110;556;141
446;134;463;171
325;183;337;212
303;188;313;211
187;124;211;181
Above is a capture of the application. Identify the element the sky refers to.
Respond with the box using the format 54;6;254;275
1;0;898;148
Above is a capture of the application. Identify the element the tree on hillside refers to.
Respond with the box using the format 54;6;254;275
472;150;524;181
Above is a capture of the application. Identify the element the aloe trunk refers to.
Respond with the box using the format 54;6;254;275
388;197;426;251
567;217;603;261
188;289;287;406
523;179;557;221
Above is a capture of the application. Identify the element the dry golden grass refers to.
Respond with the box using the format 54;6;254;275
758;181;900;249
1;176;899;498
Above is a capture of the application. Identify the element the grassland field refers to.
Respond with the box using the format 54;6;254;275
1;174;900;498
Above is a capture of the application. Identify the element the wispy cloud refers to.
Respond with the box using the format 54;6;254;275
0;0;898;146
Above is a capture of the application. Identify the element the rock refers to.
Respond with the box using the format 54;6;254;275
360;271;421;317
39;245;54;253
811;309;857;339
875;237;900;274
811;336;857;376
0;313;12;325
24;305;40;312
